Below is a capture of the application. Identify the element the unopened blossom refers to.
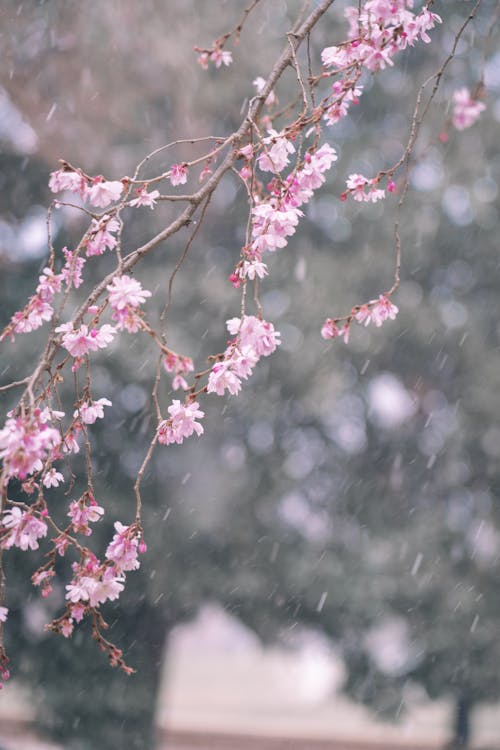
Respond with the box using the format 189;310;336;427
452;88;486;130
86;179;124;208
106;275;152;310
75;398;112;425
157;400;205;446
1;508;48;551
130;188;160;208
169;164;188;186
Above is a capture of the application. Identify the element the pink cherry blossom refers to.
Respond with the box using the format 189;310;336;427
169;164;188;186
106;275;152;310
86;178;124;208
68;497;104;535
210;48;232;68
321;319;350;343
157;400;205;446
49;169;86;196
130;188;160;208
43;468;64;488
86;215;120;256
207;363;243;397
253;76;277;107
61;619;74;638
226;315;281;357
75;398;112;425
105;522;140;572
1;507;48;551
257;130;295;173
71;603;86;623
0;410;62;481
452;88;486;130
0;606;8;623
355;295;399;327
61;247;86;289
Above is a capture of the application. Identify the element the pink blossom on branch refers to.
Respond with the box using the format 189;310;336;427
106;275;152;310
157;400;205;446
169;164;188;186
452;88;486;130
86;178;124;208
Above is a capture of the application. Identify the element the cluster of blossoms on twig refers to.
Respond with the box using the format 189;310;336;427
0;0;490;684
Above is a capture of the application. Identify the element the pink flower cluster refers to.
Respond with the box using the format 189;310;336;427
207;315;280;398
324;80;363;126
56;322;115;361
169;164;189;186
106;275;152;332
74;398;112;425
68;496;105;536
197;48;233;69
61;247;86;289
0;409;62;481
3;267;62;338
345;174;385;203
49;170;124;209
250;144;337;259
356;295;399;327
321;1;441;74
322;294;399;342
86;215;120;256
157;400;205;446
105;522;142;572
257;130;296;173
163;352;194;391
452;88;486;130
65;553;125;609
1;507;48;551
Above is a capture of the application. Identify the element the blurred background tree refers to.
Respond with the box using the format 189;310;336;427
1;1;499;749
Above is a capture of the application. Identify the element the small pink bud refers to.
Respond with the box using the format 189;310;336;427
387;180;396;193
229;273;241;288
340;192;348;202
138;540;147;554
